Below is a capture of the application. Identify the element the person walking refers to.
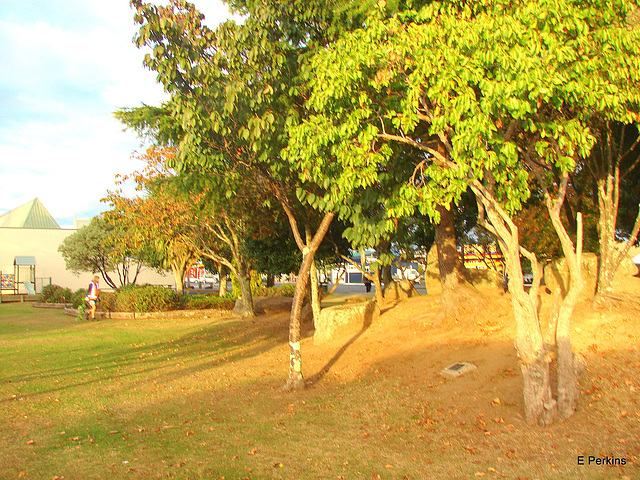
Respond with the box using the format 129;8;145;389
85;275;100;320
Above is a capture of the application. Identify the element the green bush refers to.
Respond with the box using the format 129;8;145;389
100;292;117;312
184;294;235;311
40;284;72;304
252;285;277;297
71;288;88;308
250;283;297;298
276;283;297;297
115;285;181;313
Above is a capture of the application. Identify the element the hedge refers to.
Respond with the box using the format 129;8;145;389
184;294;236;311
115;284;182;313
40;285;73;304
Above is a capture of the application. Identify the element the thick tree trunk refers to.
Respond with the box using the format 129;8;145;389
471;180;557;425
595;175;618;299
377;240;393;288
233;267;255;318
218;264;227;297
507;247;557;425
549;207;584;419
433;204;476;326
382;265;393;288
171;262;187;295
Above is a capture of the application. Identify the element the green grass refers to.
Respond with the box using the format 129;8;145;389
1;302;638;480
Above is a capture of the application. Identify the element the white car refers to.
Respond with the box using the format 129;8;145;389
394;268;421;283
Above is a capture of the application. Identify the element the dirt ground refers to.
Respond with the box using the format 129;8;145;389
231;287;640;478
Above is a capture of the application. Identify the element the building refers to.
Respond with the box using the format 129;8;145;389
0;198;172;296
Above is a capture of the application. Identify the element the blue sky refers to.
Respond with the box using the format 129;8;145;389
0;0;234;227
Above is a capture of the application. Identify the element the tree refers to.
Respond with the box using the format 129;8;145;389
183;170;283;317
128;0;373;390
103;147;201;295
58;217;146;289
289;0;640;424
588;121;640;300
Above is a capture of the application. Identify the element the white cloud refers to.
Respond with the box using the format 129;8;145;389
0;0;234;226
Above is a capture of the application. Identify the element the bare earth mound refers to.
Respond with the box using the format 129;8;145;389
233;292;640;478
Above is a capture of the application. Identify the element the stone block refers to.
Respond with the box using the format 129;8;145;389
383;280;419;301
314;300;378;345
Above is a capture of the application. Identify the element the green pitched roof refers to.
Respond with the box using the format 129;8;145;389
0;198;61;229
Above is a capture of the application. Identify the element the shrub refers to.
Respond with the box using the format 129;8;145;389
100;292;117;312
115;285;181;313
184;294;235;311
40;284;72;304
276;283;297;297
248;283;298;298
252;285;277;297
71;288;88;308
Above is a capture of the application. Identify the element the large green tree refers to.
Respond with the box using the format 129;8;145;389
289;0;640;424
128;0;388;390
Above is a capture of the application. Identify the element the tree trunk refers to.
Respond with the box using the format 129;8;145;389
283;251;314;392
218;264;227;297
309;259;321;325
172;263;186;295
471;180;557;425
595;175;618;299
377;240;393;288
509;250;558;425
500;229;557;425
594;177;640;302
372;266;384;307
549;206;584;419
281;212;335;392
307;230;322;326
233;267;255;318
433;204;475;326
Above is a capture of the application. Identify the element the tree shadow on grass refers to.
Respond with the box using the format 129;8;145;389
0;311;291;404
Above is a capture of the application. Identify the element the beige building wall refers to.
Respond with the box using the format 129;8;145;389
0;227;174;294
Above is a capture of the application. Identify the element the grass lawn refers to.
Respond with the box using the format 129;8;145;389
1;299;638;479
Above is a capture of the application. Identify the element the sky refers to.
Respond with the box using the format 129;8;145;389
0;0;235;228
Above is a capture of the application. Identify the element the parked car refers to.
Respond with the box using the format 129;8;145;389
394;268;421;283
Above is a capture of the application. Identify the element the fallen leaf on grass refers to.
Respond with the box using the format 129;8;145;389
108;431;119;434
475;472;486;477
26;440;36;445
247;448;257;455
